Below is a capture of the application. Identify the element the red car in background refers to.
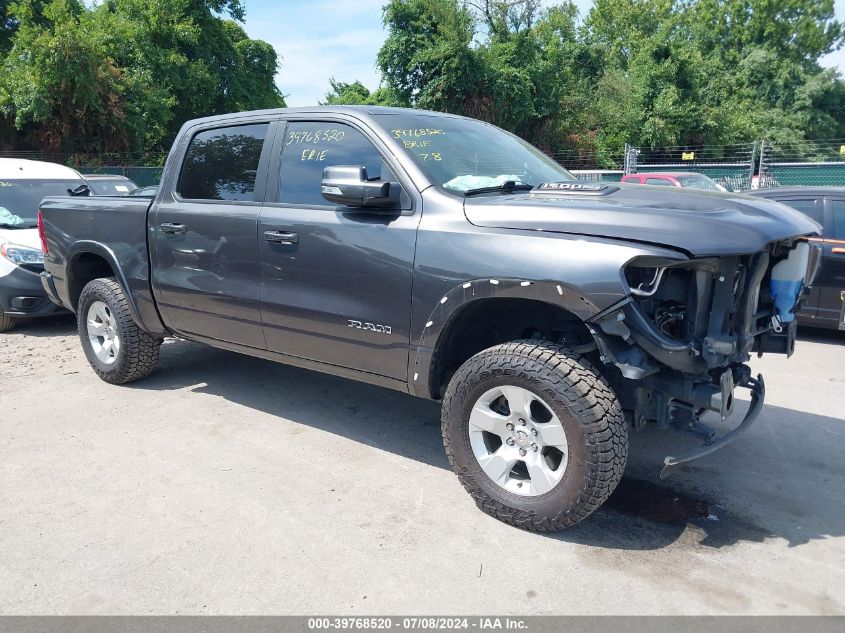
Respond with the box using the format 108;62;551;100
621;171;728;191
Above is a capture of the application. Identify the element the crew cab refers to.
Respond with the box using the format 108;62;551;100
38;107;820;531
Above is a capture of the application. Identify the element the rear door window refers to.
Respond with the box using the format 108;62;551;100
177;123;269;201
645;178;673;186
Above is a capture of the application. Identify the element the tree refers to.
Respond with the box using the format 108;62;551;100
582;0;674;69
377;0;479;113
369;0;845;159
226;21;285;111
685;0;842;69
1;0;17;54
372;1;566;149
583;0;845;148
95;0;285;142
321;79;401;106
4;0;843;161
0;0;146;153
323;79;373;105
0;0;285;156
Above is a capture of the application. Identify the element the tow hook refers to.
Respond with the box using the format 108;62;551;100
661;373;765;479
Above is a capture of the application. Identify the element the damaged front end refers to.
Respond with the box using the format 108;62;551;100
588;239;820;476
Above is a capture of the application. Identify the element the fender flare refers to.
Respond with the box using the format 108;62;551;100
407;277;603;398
65;241;146;328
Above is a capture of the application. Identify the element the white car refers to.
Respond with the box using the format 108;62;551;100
0;158;84;331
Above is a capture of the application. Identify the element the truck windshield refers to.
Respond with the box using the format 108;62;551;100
372;114;575;194
0;180;81;228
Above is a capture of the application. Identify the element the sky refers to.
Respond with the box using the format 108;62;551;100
244;0;845;107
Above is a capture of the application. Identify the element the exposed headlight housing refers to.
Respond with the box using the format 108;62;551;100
0;242;45;266
624;255;691;297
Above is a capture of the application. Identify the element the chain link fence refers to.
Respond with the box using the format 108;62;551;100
546;143;759;189
759;139;845;188
554;139;845;191
569;169;624;183
622;142;757;191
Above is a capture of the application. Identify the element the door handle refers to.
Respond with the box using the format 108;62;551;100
832;247;845;254
264;230;299;245
160;223;187;235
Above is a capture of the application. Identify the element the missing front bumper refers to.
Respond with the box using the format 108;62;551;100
661;373;765;478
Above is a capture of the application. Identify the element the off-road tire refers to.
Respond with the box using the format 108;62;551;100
442;339;628;531
0;312;15;332
77;277;161;384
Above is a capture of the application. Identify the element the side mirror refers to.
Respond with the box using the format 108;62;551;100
321;166;400;210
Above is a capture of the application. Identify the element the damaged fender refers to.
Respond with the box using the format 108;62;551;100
407;278;603;398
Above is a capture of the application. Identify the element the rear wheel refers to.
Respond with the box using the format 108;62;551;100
0;313;15;332
441;340;628;531
77;278;161;384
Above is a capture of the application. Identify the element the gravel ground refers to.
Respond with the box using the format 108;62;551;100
1;314;844;615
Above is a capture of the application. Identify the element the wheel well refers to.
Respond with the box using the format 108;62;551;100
68;252;116;312
429;298;593;398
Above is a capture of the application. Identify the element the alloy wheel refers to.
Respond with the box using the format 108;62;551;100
86;300;120;365
468;385;569;496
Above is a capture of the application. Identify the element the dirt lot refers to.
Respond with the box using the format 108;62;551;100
1;315;844;615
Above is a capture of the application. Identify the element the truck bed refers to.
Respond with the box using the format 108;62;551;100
39;195;162;333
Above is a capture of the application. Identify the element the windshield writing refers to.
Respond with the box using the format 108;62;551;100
374;115;574;194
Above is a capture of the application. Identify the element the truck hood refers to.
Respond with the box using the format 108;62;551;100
463;185;821;256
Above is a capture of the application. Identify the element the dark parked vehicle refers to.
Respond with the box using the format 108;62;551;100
749;187;845;330
38;107;819;531
82;174;138;196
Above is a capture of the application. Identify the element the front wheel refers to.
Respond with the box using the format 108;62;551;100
77;277;161;384
441;340;628;531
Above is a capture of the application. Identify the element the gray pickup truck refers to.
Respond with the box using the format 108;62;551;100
38;106;820;531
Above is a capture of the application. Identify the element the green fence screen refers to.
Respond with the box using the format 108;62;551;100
762;163;845;187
